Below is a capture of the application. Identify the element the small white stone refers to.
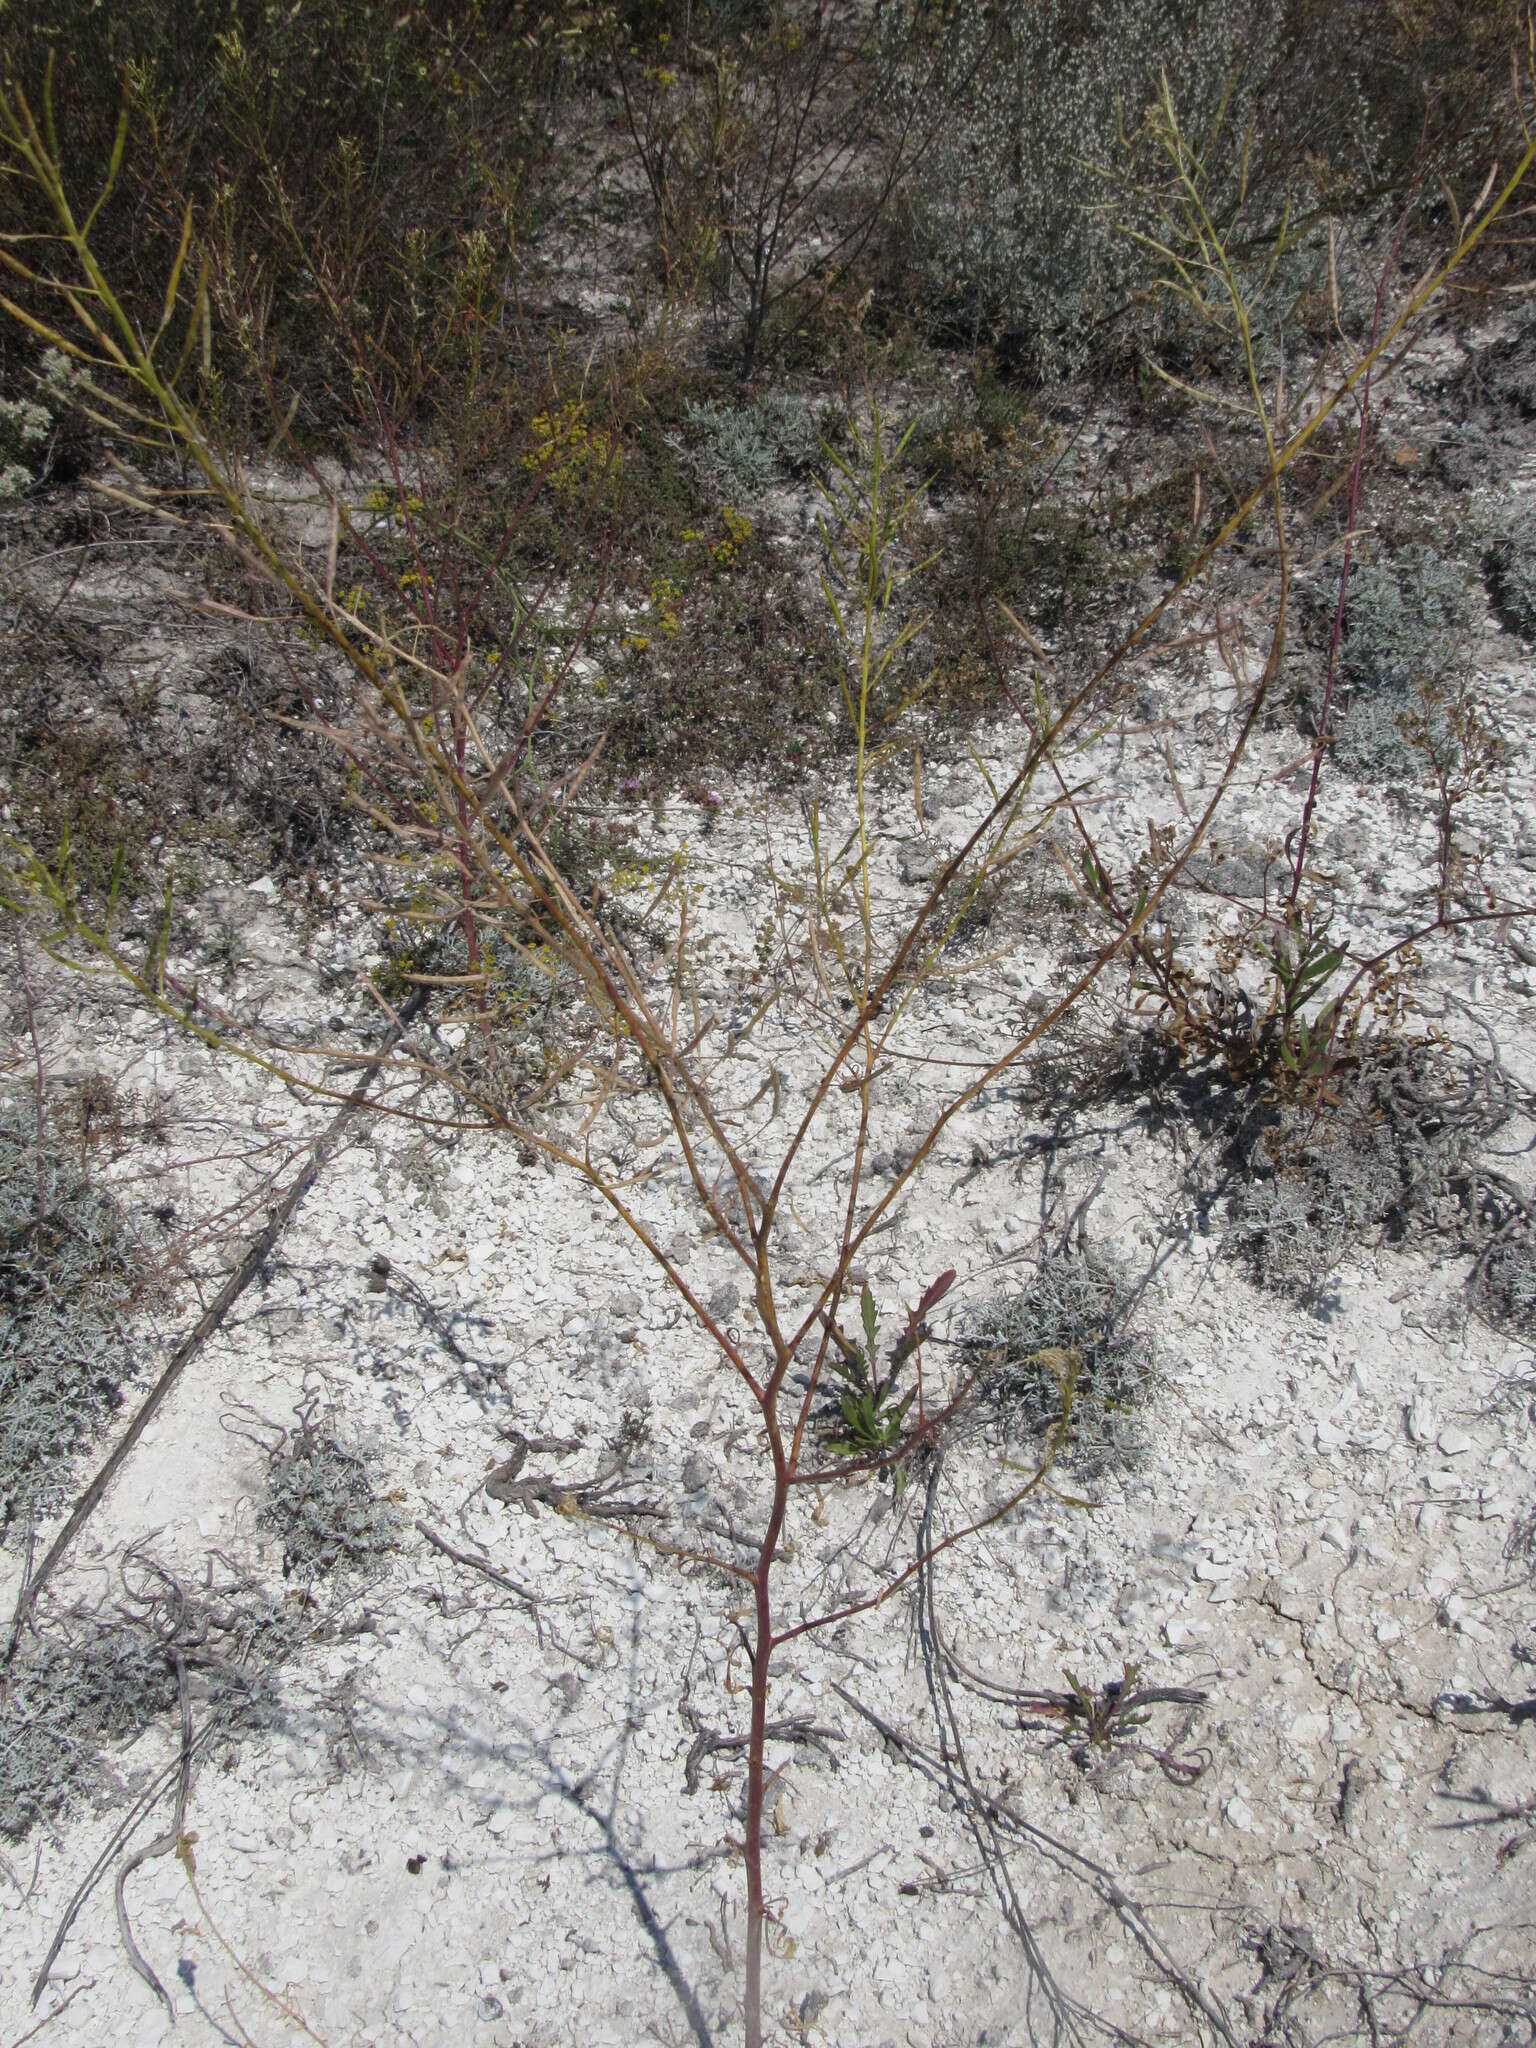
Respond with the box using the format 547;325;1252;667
1436;1425;1472;1457
1407;1395;1435;1445
1224;1795;1254;1832
1426;1554;1459;1593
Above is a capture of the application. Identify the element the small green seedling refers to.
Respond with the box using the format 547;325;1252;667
827;1271;954;1459
1261;917;1348;1082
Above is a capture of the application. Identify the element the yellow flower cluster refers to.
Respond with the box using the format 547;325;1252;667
522;401;617;495
650;575;682;637
711;505;752;567
363;487;426;517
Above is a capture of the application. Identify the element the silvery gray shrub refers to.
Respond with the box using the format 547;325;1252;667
1485;501;1536;644
885;0;1283;373
683;392;826;502
1333;545;1481;782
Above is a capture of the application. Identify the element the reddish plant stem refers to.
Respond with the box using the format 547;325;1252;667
743;1400;790;2048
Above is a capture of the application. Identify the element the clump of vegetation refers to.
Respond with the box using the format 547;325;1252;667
971;1249;1158;1474
1333;546;1481;782
894;0;1281;370
0;345;74;496
1473;1230;1536;1340
1226;1046;1490;1303
1;1563;308;1840
0;1617;176;1838
0;1;600;434
1340;546;1480;692
1484;501;1536;643
0;1100;137;1544
683;393;827;502
256;1394;400;1583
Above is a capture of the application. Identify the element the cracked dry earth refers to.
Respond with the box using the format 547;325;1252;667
4;445;1536;2044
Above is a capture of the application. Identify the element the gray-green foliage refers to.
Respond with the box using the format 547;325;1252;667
0;1620;175;1839
1228;1051;1480;1302
258;1399;399;1581
0;348;73;499
1;1585;305;1839
683;393;825;502
1;1100;136;1543
889;0;1281;372
1484;501;1536;644
972;1249;1158;1474
1475;1232;1536;1339
1334;546;1481;782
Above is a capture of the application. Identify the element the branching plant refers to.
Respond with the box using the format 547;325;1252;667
617;1;970;379
1031;75;1536;1101
3;51;1535;2048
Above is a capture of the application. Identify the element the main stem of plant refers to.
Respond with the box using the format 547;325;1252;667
743;1396;789;2048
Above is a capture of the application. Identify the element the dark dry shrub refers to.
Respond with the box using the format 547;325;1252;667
970;1248;1159;1475
0;1101;136;1545
258;1398;399;1583
0;1;584;431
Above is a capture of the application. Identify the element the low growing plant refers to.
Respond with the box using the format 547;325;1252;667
1334;544;1483;783
971;1249;1155;1477
682;390;826;500
248;1389;400;1585
0;1096;137;1546
1484;498;1536;643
